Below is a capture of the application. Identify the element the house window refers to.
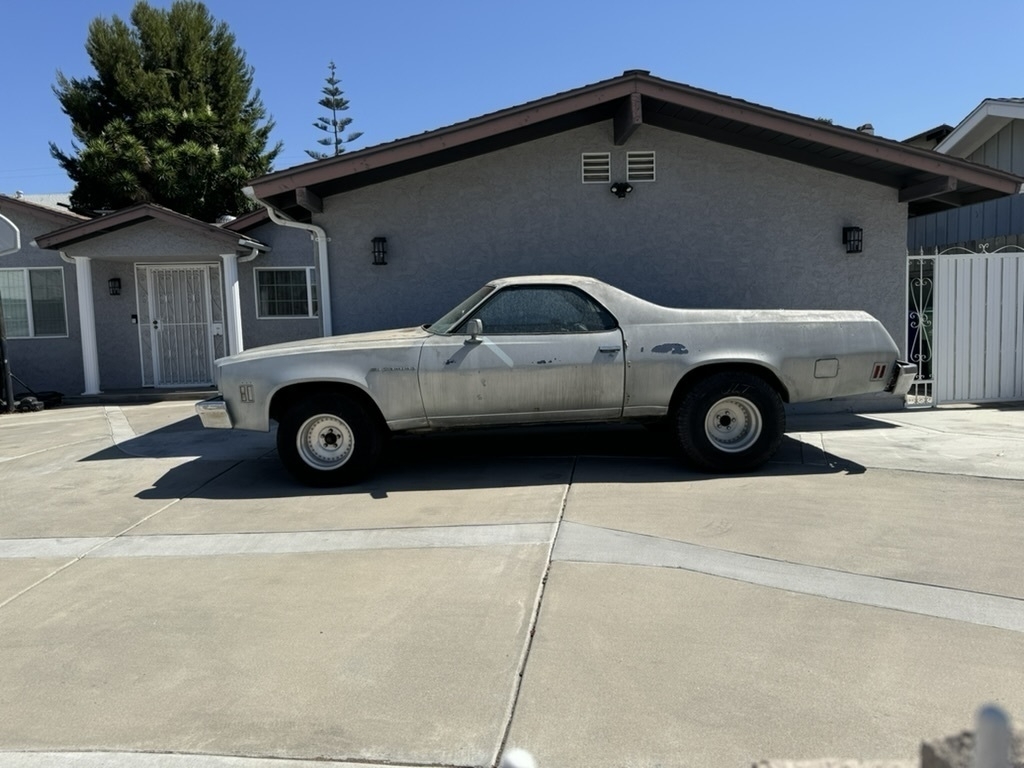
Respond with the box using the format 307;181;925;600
255;268;319;319
627;151;656;182
0;268;68;338
582;152;611;183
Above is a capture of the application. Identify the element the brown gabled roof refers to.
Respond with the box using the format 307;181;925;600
0;194;89;228
34;203;267;251
248;70;1024;219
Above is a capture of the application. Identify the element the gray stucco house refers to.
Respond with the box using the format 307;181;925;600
5;70;1022;400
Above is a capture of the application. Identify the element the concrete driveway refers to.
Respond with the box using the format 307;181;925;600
0;402;1022;767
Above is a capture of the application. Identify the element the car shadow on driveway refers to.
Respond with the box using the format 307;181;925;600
77;416;870;500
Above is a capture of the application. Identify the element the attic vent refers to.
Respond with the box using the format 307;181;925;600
627;151;656;182
582;152;611;183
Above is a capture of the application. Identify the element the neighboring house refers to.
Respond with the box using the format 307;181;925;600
8;70;1024;403
0;194;88;395
905;98;1024;405
908;98;1024;249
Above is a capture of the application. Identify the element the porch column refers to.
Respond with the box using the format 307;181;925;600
220;253;244;355
74;256;101;394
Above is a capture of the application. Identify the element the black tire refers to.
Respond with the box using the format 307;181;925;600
671;372;785;473
276;392;385;487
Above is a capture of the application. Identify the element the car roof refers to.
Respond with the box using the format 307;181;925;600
487;275;606;289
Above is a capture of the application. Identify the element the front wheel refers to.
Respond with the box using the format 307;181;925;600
276;393;384;486
672;372;785;473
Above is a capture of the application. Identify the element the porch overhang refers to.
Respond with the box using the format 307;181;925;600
33;203;268;259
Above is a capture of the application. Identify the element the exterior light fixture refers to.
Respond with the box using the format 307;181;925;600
372;236;388;266
610;182;633;198
108;277;122;296
842;227;863;254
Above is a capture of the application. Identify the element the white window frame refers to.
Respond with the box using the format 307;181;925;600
582;152;611;183
0;267;69;339
254;267;319;320
627;151;656;182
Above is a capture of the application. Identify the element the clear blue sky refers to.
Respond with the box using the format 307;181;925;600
2;0;1021;195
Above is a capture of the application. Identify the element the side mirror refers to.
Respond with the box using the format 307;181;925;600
465;318;483;343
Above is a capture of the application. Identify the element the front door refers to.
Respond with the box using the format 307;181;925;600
145;265;215;387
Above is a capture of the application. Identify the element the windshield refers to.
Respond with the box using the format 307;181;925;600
427;285;495;334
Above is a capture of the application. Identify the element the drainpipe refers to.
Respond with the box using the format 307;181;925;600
220;244;262;356
242;187;332;338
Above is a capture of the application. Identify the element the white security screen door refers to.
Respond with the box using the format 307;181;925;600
145;265;215;386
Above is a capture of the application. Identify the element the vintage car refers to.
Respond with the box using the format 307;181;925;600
197;275;915;486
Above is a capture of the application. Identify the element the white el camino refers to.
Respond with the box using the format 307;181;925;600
197;275;915;486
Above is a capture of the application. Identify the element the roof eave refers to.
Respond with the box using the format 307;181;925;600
935;99;1024;157
247;71;1024;215
34;203;266;251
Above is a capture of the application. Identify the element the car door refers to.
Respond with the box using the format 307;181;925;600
418;285;626;426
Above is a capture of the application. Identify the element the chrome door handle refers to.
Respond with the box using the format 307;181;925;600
599;346;621;353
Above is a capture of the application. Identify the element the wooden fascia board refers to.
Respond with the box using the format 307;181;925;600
250;80;639;199
636;79;1024;195
645;110;900;188
934;100;1024;157
35;205;244;250
249;72;1022;203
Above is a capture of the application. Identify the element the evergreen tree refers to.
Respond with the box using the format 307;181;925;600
50;1;281;220
306;62;362;160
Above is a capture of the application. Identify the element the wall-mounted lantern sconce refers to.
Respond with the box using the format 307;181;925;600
108;277;122;296
842;227;863;254
372;236;388;266
610;182;634;199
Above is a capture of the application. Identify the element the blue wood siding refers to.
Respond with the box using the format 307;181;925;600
908;195;1024;252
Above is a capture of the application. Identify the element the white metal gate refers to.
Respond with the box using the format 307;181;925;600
908;246;1024;405
139;265;216;387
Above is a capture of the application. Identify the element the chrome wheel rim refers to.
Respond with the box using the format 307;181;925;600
704;396;762;453
297;414;355;469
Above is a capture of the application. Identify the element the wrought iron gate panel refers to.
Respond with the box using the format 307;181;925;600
906;256;934;406
146;265;215;387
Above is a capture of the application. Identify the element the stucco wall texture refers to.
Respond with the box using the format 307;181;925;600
317;123;909;346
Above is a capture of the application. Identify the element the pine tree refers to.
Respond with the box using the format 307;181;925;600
306;62;362;160
50;1;281;220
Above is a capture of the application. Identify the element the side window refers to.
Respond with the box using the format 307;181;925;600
0;267;68;338
464;286;617;334
255;268;319;319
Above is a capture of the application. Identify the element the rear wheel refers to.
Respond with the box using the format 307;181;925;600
276;393;384;486
672;372;785;473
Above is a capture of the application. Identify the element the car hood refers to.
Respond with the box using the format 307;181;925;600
220;326;432;364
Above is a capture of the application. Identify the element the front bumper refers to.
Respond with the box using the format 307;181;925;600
196;396;233;429
885;360;918;397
